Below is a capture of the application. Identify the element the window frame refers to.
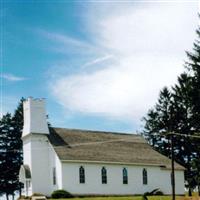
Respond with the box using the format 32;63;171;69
79;166;85;184
122;168;128;184
101;167;107;184
143;168;148;185
53;167;56;185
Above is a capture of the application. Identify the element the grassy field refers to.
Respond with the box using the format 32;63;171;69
48;196;200;200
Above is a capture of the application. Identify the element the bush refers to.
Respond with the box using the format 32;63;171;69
147;188;164;196
154;190;164;195
51;189;73;199
151;188;164;195
142;188;164;200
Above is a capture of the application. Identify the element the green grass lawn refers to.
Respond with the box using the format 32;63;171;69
48;196;184;200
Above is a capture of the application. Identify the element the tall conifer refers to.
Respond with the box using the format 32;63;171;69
0;98;24;199
143;19;200;194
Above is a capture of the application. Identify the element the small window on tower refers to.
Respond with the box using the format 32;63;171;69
53;167;56;185
26;180;31;188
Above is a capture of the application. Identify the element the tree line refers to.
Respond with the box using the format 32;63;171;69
143;20;200;195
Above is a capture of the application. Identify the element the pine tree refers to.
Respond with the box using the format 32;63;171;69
143;87;174;157
0;98;24;200
185;23;200;195
143;75;198;195
11;98;24;196
143;21;200;194
172;73;196;195
0;113;15;199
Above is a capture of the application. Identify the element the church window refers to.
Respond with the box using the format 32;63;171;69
123;168;128;184
101;167;107;184
53;167;56;185
79;166;85;183
143;168;148;185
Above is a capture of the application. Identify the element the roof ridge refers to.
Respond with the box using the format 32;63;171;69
51;127;140;137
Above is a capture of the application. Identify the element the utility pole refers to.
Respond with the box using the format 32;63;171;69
171;134;175;200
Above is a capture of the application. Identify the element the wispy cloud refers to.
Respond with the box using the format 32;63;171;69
82;55;114;68
39;30;89;48
49;2;199;128
38;29;100;56
1;73;27;81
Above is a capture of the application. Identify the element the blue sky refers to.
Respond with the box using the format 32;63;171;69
1;0;199;133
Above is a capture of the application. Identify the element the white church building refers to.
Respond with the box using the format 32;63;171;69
19;97;185;197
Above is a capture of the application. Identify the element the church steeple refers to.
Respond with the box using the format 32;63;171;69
22;97;49;137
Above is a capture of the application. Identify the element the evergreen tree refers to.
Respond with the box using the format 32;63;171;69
143;87;173;156
143;74;198;194
0;113;16;199
171;73;196;195
0;98;24;200
12;98;24;195
143;21;200;194
185;23;200;195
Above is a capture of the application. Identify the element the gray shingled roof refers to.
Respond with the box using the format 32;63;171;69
48;127;184;170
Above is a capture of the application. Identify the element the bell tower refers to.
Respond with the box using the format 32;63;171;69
22;97;49;137
21;97;51;196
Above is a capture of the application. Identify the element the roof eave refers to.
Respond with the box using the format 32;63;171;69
60;159;184;170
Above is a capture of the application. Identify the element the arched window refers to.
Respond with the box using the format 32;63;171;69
101;167;107;184
123;168;128;184
143;168;147;185
79;166;85;184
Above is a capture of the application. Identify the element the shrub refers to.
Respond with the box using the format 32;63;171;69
151;188;164;195
142;188;164;200
154;190;164;195
147;188;164;196
51;189;73;199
